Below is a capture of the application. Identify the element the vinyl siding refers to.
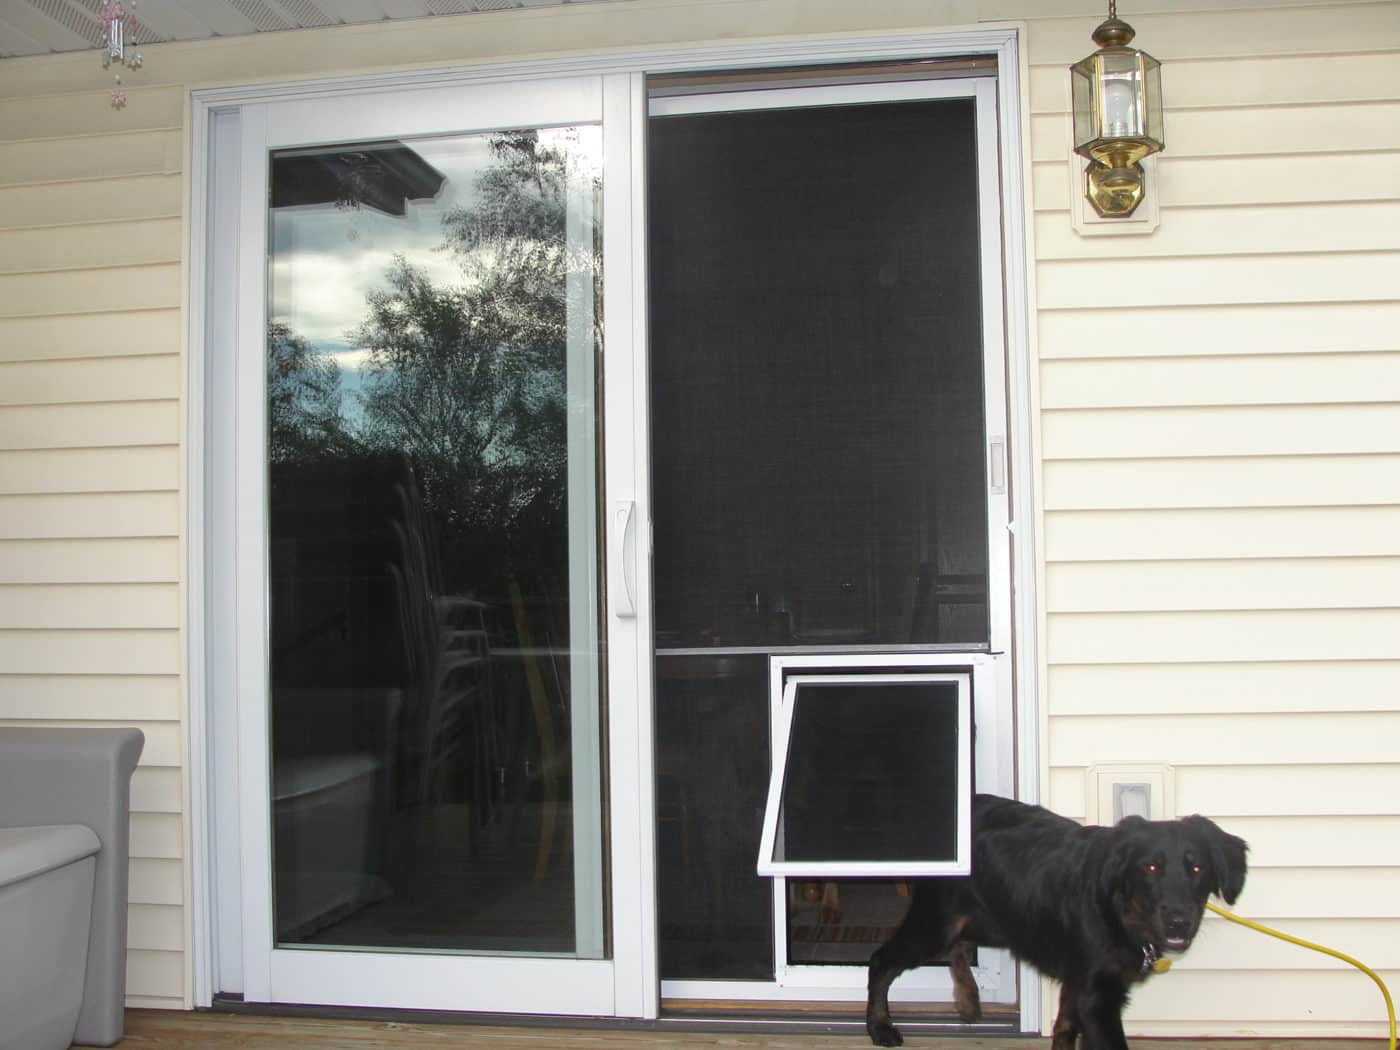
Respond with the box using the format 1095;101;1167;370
0;79;185;1008
0;0;1394;1030
1027;1;1400;1038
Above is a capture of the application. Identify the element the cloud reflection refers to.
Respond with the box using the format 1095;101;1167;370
269;134;494;351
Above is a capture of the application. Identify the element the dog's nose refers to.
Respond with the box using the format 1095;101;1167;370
1164;914;1191;938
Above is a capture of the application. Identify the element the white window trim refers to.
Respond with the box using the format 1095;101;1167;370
757;671;974;879
186;23;1041;1030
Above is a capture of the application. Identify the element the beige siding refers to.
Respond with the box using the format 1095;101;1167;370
0;583;180;628
0;73;185;1008
0;401;181;450
0;354;182;402
129;858;183;906
0;538;180;582
1044;506;1400;561
1040;353;1400;406
0;310;184;362
0;0;1394;1030
0;130;182;186
1029;1;1400;1037
1047;660;1400;716
1034;201;1400;258
1040;299;1400;356
1042;403;1400;458
0;493;180;538
0;174;183;228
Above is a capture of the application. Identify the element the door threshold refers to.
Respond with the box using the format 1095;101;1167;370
211;994;1024;1037
658;999;1023;1037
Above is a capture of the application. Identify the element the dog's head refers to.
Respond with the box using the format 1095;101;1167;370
1102;814;1248;956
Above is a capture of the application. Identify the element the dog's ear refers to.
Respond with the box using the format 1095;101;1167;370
1185;815;1248;905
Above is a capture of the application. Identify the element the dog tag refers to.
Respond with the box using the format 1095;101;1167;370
1152;958;1172;974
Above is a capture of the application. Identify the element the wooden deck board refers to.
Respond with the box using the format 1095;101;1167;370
118;1010;1377;1050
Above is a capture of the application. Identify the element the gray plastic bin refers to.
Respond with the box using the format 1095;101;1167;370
0;728;144;1047
0;825;101;1050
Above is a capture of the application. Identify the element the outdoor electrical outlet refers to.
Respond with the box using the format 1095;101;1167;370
1087;763;1174;825
1112;782;1152;822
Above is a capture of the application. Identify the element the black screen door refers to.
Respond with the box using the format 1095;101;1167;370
648;87;996;984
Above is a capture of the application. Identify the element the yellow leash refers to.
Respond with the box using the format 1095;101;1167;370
1203;900;1396;1050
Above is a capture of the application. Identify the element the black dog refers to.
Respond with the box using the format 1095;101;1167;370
866;793;1247;1050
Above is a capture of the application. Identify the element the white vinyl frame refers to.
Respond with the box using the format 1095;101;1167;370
187;22;1039;1031
757;671;973;879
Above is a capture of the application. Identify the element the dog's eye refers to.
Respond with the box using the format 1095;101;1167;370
1191;864;1202;875
1146;862;1160;875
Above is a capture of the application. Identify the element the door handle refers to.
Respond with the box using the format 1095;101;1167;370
611;499;637;618
989;436;1007;495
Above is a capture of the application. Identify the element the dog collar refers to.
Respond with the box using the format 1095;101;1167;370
1141;945;1172;975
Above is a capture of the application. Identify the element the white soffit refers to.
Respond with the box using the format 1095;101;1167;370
0;0;624;59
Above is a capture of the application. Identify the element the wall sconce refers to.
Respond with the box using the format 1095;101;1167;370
1070;1;1163;218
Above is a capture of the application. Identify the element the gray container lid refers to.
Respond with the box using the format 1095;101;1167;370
0;824;100;887
273;753;381;803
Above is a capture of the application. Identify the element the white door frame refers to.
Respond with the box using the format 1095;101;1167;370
186;22;1039;1029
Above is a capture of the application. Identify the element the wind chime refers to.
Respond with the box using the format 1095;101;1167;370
99;0;143;109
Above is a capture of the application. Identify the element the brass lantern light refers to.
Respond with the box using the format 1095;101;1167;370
1070;1;1164;218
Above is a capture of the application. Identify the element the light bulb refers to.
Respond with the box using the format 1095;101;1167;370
1102;79;1137;138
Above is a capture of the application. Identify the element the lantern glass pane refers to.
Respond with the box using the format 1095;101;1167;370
1097;50;1144;139
1070;55;1098;148
1142;53;1164;146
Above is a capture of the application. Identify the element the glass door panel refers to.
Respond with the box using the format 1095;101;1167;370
266;125;604;959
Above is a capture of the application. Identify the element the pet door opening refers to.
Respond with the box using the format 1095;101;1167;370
757;669;972;878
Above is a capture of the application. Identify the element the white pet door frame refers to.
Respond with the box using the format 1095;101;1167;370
758;670;972;878
757;652;1015;1007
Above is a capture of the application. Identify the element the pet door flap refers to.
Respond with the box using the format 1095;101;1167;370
757;671;972;878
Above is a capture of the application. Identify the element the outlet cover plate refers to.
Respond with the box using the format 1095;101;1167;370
1087;763;1174;825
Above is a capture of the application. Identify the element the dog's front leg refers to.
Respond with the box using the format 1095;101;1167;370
865;942;909;1047
947;941;981;1022
866;885;954;1046
1050;982;1082;1050
1075;975;1130;1050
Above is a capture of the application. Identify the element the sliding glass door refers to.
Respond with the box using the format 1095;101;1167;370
218;73;653;1015
202;44;1028;1026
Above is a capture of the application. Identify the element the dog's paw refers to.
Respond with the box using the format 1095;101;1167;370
956;999;982;1024
867;1022;905;1047
954;984;982;1023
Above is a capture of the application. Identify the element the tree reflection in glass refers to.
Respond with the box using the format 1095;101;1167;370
265;127;604;957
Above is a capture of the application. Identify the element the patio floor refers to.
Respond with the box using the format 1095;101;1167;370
117;1009;1374;1050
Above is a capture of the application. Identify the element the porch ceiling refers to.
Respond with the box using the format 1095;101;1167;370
0;0;625;60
